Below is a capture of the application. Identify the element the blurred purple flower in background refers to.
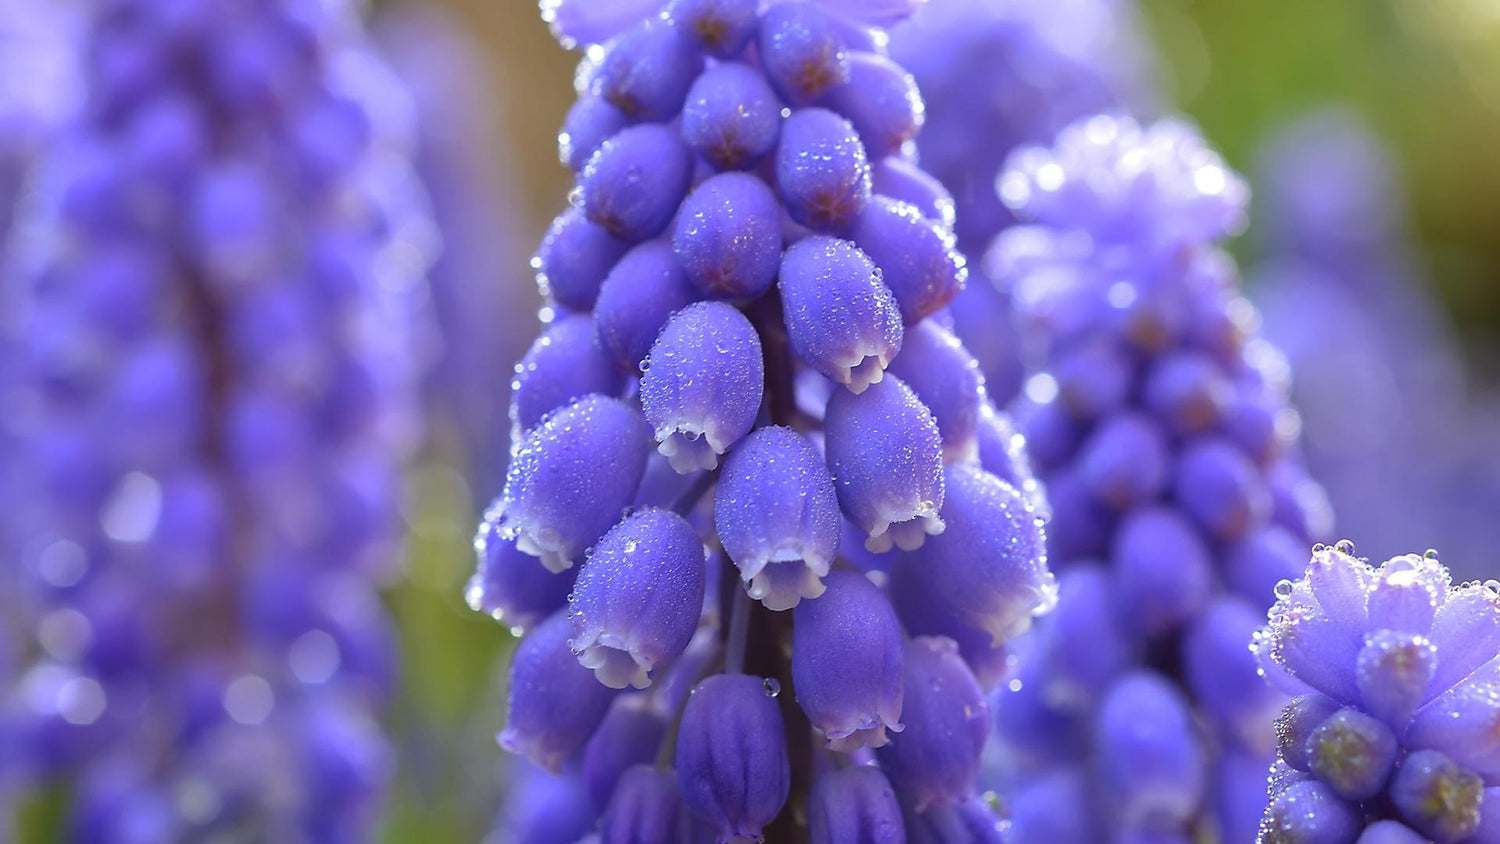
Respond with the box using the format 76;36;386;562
890;0;1156;404
469;0;1058;839
2;0;434;838
1257;544;1500;842
984;114;1333;842
1248;110;1500;584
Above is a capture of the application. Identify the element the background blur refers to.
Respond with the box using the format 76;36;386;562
360;0;1500;839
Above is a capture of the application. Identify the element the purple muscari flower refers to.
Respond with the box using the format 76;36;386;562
536;207;632;312
675;673;790;841
511;314;625;431
714;426;840;610
673;172;783;299
488;761;597;844
594;18;704;121
809;765;905;844
891;0;1154;403
593;239;701;372
582;694;671;809
884;320;984;461
824;376;944;552
1257;545;1500;842
5;1;423;837
877;637;989;811
569;509;706;689
776;108;873;233
681;62;782;171
792;570;904;750
471;5;1057;837
640;301;764;472
849;198;966;325
468;505;579;632
581;123;695;241
983;116;1330;841
501;610;618;771
904;464;1054;643
497;394;652;572
668;0;759;58
780;236;904;393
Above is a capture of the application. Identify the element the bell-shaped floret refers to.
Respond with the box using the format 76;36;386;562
510;314;624;431
877;637;989;811
675;673;790;842
569;509;707;690
714;426;840;610
500;610;617;771
639;301;764;473
791;570;904;750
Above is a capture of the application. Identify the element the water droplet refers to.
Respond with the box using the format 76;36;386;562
1424;548;1440;560
1335;539;1355;555
1311;543;1326;554
1274;579;1294;599
1484;580;1500;597
762;677;781;698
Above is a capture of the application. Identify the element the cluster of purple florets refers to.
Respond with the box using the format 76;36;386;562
983;114;1334;842
3;0;429;838
469;0;1058;840
1258;545;1500;843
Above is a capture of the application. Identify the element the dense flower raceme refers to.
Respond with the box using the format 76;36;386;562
3;0;432;838
984;115;1334;843
469;1;1057;839
1248;111;1500;583
1256;545;1500;843
889;0;1155;405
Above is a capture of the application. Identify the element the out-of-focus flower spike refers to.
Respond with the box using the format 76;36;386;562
714;426;840;611
568;509;706;690
1093;672;1206;831
823;376;944;553
640;301;764;473
499;394;652;572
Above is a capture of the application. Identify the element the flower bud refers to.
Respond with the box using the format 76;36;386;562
1173;437;1268;542
1093;672;1205;828
675;673;790;841
908;464;1052;644
1276;694;1342;773
1389;750;1484;843
877;637;988;810
757;4;849;105
792;571;904;750
780;236;903;393
1111;507;1212;637
1354;630;1436;731
499;394;652;572
535;207;630;312
823;53;922;160
559;95;628;172
849;199;965;325
1260;779;1361;844
776;109;871;232
569;509;707;689
500;611;617;771
581;123;695;241
1183;598;1281;752
593;240;700;372
583;694;671;809
714;426;840;610
672;173;782;299
871;158;955;231
667;0;758;58
468;508;578;632
640;301;764;473
824;376;944;552
1356;821;1429;844
594;19;704;122
888;558;1009;691
511;314;624;431
680;62;780;170
1305;707;1398;802
884;321;983;461
599;765;687;844
808;766;904;844
1142;351;1229;435
1426;581;1500;695
1075;412;1169;510
902;796;1005;844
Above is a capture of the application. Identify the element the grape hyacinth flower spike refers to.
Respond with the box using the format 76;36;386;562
472;1;1053;838
985;115;1331;843
1257;544;1500;844
4;1;430;837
